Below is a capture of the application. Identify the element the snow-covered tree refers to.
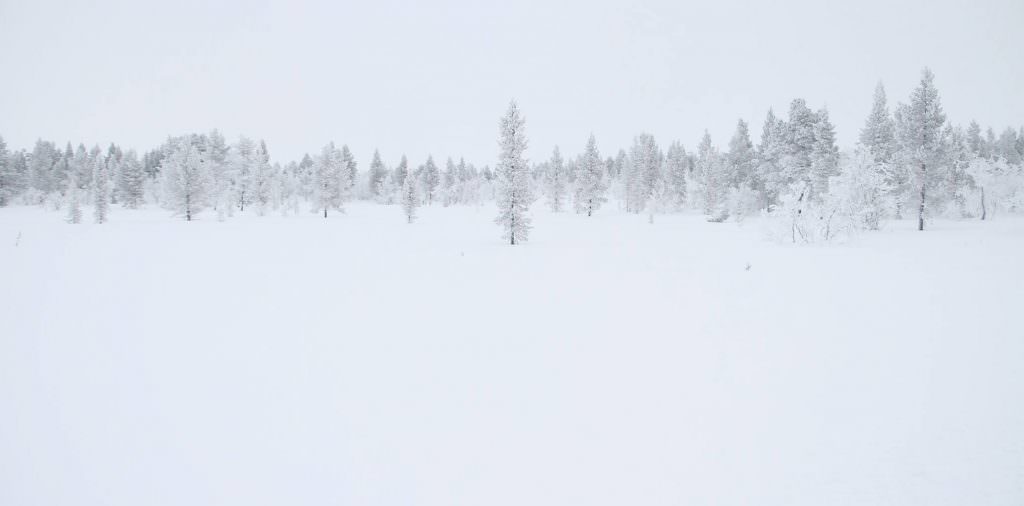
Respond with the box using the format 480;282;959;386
421;155;440;205
895;68;946;231
65;171;82;224
231;136;256;211
394;155;409;187
696;131;729;220
27;140;59;197
755;108;787;210
626;133;661;213
663;141;688;210
92;155;110;223
727;119;756;189
375;173;398;204
860;83;897;165
574;134;607;216
401;167;419;223
368;149;388;198
340;145;358;195
780;99;817;192
996;127;1022;165
542;146;568;212
442;157;458;206
116;150;145;208
161;140;210;221
312;142;346;218
494;100;532;245
810;108;840;200
250;140;274;215
859;83;906;218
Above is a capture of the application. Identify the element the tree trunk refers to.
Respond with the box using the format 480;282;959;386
918;162;926;231
323;207;328;218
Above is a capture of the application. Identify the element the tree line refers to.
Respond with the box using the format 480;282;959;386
0;68;1021;243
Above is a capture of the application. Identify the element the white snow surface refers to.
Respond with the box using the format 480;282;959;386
2;203;1022;506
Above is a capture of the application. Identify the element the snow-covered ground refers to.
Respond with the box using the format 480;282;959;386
2;203;1022;506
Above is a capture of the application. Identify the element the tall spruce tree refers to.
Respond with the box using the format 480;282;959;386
895;68;946;231
494;100;531;245
574;134;607;216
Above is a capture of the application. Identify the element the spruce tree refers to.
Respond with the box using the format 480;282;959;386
859;83;896;165
421;155;440;205
368;149;388;197
810;108;840;201
664;141;688;210
92;155;110;223
895;68;946;231
161;140;210;221
313;142;344;218
727;119;755;189
401;166;419;223
494;100;532;245
65;171;82;224
394;155;409;187
543;146;568;212
250;140;273;214
574;135;607;216
442;157;458;206
756;108;787;210
117;151;146;209
340;145;357;195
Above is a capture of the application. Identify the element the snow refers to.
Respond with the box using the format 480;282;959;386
2;203;1022;506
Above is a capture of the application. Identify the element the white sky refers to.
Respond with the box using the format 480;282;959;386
1;0;1021;166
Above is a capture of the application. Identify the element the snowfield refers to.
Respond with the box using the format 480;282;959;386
2;203;1023;506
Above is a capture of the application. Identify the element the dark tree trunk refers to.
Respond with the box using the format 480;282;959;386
980;186;987;220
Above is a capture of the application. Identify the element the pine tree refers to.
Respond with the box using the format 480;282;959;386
233;136;255;211
161;140;210;221
340;145;357;195
421;155;440;205
574;134;608;216
781;99;817;190
92;155;109;223
895;68;946;231
966;121;984;156
401;167;419;223
28;140;58;196
664;141;688;209
627;133;661;213
394;155;409;186
696;131;728;219
810;108;840;201
996;127;1021;165
250;140;273;215
860;83;904;218
65;171;82;224
543;146;568;212
368;149;388;197
755;108;787;210
494;100;532;245
860;82;897;165
117;150;146;208
727;119;756;189
313;142;344;218
442;157;458;206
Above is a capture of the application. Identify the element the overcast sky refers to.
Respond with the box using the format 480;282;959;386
1;0;1021;166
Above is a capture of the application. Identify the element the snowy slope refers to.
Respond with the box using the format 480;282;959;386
1;204;1022;506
